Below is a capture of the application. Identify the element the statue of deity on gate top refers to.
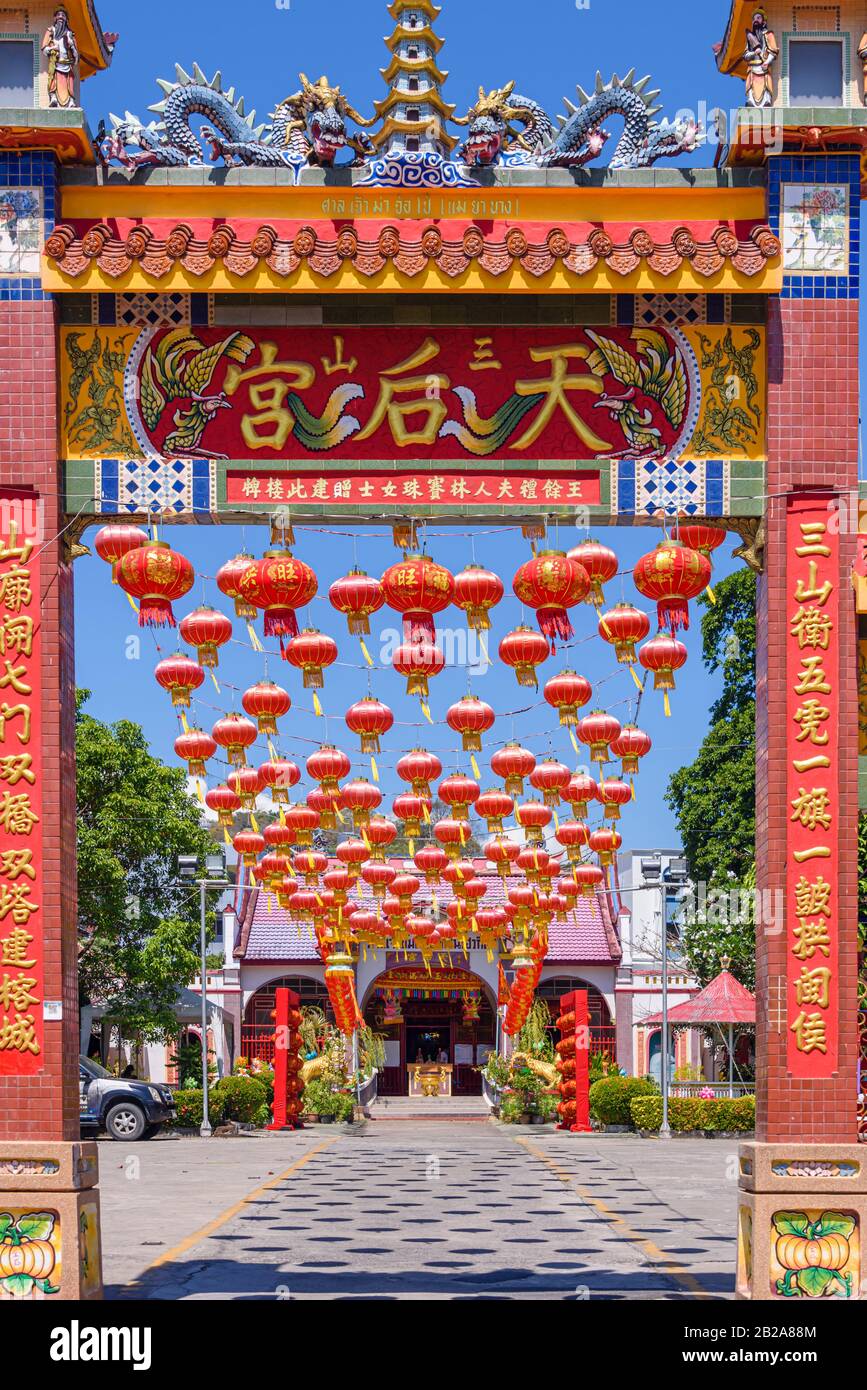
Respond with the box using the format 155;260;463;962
42;7;80;110
742;9;778;109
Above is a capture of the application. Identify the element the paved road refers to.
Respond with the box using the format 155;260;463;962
101;1123;737;1300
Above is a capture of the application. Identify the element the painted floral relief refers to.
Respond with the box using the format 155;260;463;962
0;189;43;277
781;184;849;275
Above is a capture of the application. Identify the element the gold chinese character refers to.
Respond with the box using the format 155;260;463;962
512;345;609;452
0;661;31;697
790;786;832;832
0;849;35;881
790;1010;827;1054
0;703;31;746
795;966;832;1009
357;339;449;447
0;567;32;615
794;875;831;918
0;615;33;659
0;1011;39;1054
792;920;832;960
793;561;833;608
793;698;830;745
0;792;39;836
321;335;358;376
794;655;831;696
796;521;831;558
0;522;33;567
225;342;317;452
469;337;502;372
0;754;34;787
0;926;34;965
0;972;38;1012
0;883;38;925
790;606;833;650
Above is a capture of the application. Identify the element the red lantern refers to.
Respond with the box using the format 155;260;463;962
446;696;495;753
117;541;195;628
342;778;382;828
453;564;504;632
567;540;618;607
381;553;454;644
155;654;204;709
577;710;622;766
397;749;443;797
484;836;520;879
366;816;398;860
259;852;291;889
227;766;263;810
567;773;598;820
589;827;621;866
329;569;385;636
573;862;605;897
499;626;550;689
242;681;291;735
94;524;147;582
259;758;301;805
475;788;514;834
336;838;369;878
598;604;651;665
490;743;536;798
543;671;592;727
205;784;241;827
179;607;233;668
530;758;571;808
518;846;554;882
516;800;551;845
611;725;652;777
443;859;476;891
434;818;472;860
555;819;590;865
345;698;394;754
597;778;632;821
233;829;265;868
307;787;343;830
633;540;711;634
306;745;351;795
293;849;329;884
392;793;431;840
392;873;421;911
323;867;352;900
174;728;216;776
639;633;688;716
263;821;295;852
438;773;480;823
238;550;318;639
284;629;338;689
676;521;727;564
414;845;448;884
283;803;320;847
216;552;257;620
212;713;258;768
392;640;445;699
513;550;590;645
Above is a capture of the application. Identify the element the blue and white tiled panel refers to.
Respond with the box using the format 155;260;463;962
0;151;56;302
767;153;861;300
616;459;727;518
96;458;214;515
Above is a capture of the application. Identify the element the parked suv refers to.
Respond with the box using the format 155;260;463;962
79;1056;176;1141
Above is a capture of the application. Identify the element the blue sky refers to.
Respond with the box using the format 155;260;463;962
71;0;799;850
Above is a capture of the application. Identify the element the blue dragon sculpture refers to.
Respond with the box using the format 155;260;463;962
454;71;701;169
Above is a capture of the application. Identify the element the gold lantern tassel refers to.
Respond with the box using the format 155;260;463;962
371;756;379;784
180;710;190;733
569;728;580;755
267;893;272;914
707;584;717;605
268;739;278;761
553;810;560;831
195;779;205;806
664;692;671;718
478;633;489;665
209;670;221;694
313;691;323;716
422;802;430;824
247;623;264;653
421;702;433;725
408;836;415;857
223;828;231;847
359;638;374;667
126;593;140;616
631;665;643;690
251;814;259;833
470;754;481;779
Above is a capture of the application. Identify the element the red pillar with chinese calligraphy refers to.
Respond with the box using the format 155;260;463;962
738;296;866;1300
0;302;103;1298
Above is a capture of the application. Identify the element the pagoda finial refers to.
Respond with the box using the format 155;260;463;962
371;1;457;158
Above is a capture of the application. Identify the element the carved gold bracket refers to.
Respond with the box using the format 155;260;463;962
728;518;766;574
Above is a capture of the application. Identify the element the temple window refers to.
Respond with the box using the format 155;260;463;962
406;106;420;121
406;135;420;151
787;35;845;104
0;37;35;106
408;75;420;91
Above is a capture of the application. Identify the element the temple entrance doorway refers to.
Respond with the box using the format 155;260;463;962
364;967;496;1098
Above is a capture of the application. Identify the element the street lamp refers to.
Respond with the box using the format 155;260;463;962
640;855;689;1139
178;852;233;1138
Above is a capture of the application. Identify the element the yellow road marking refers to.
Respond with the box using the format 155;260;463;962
513;1136;710;1298
121;1138;338;1290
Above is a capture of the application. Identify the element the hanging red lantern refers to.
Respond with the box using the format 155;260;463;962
499;626;550;689
577;710;622;766
518;846;555;882
597;777;632;821
392;640;445;700
676;520;727;564
392;793;431;840
205;784;241;827
306;745;351;795
345;698;394;754
555;819;591;865
227;766;263;810
452;564;504;632
323;867;352;900
94;524;147;582
484;836;520;879
242;681;291;735
476;906;509;948
216;553;257;620
284;803;320;847
259;758;301;805
639;633;688;716
633;539;711;635
612;725;652;777
212;713;258;768
475;788;514;834
443;858;476;892
589;827;622;866
381;553;454;644
567;540;618;607
438;773;480;822
336;838;369;879
566;773;598;820
365;816;398;861
258;852;291;890
329;569;385;636
174;728;216;777
397;749;443;797
513;550;590;645
263;821;295;853
233;829;266;868
573;863;605;897
516;800;551;845
543;671;592;727
490;743;536;798
434;818;472;860
293;849;329;884
238;550;318;639
361;862;397;900
307;787;343;830
446;696;495;753
154;654;204;709
117;541;195;628
392;873;421;912
414;844;448;883
530;758;571;808
342;778;382;828
179;607;233;668
284;629;337;689
598;603;651;665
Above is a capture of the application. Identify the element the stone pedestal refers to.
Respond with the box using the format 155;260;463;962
736;1143;866;1301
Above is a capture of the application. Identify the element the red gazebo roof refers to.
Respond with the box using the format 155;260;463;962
644;968;755;1027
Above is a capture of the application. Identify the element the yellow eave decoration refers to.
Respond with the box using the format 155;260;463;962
370;114;458;151
373;89;456;120
387;0;442;20
715;0;753;78
66;0;114;79
383;24;445;55
381;54;448;85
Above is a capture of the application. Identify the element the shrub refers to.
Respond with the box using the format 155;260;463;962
536;1093;559;1123
252;1103;272;1129
302;1078;336;1116
171;1088;227;1130
333;1092;354;1123
589;1076;658;1126
630;1095;756;1133
213;1075;267;1124
499;1096;523;1124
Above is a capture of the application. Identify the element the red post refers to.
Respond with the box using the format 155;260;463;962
556;990;591;1133
267;986;303;1131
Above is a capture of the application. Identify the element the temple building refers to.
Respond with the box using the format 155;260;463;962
370;0;457;158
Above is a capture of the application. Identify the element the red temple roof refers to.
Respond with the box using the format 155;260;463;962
644;968;756;1026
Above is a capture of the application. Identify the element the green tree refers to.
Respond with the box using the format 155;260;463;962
76;690;217;1043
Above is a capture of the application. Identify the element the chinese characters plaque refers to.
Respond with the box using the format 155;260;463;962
786;495;839;1077
0;506;43;1074
225;469;601;509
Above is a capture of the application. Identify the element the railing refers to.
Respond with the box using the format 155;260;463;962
671;1081;756;1098
482;1074;502;1111
240;1025;276;1065
357;1070;379;1110
591;1025;617;1061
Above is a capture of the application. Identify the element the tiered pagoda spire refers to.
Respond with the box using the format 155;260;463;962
371;0;457;158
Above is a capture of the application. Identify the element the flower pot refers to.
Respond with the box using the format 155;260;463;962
319;1114;335;1124
304;1113;320;1125
531;1114;546;1125
519;1112;532;1125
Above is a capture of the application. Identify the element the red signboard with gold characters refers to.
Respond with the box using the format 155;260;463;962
786;495;839;1077
0;501;43;1075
